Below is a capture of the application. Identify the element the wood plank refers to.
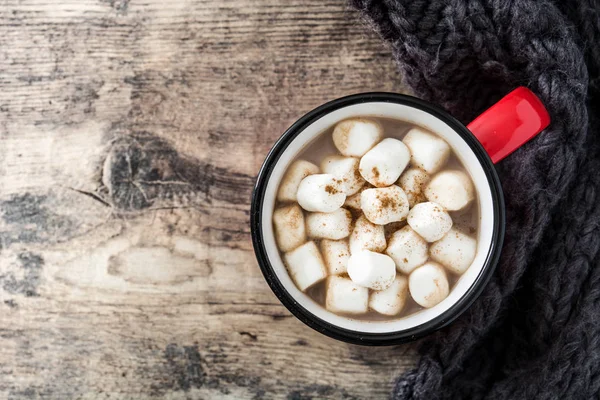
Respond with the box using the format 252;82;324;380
0;0;414;398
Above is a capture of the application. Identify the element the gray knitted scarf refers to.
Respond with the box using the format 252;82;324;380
350;1;600;398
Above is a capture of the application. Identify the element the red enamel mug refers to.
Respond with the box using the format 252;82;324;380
251;87;550;345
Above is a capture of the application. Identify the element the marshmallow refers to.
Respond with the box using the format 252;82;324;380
369;276;408;316
273;204;306;252
359;138;411;187
321;155;365;196
402;127;450;174
277;160;319;202
424;170;475;211
347;250;396;291
332;118;383;157
306;208;352;240
349;215;386;254
344;184;373;210
320;239;350;275
385;225;429;274
430;228;477;275
409;262;450;308
407;202;453;242
361;185;409;225
398;168;430;207
297;174;346;213
325;275;369;314
344;191;362;211
283;241;327;291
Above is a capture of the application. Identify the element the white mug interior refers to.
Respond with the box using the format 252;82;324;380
261;102;495;334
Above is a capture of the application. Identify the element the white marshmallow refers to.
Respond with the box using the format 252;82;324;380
402;127;450;174
297;174;346;213
320;239;350;275
277;160;319;202
359;138;411;187
409;261;450;308
321;155;365;196
369;275;408;316
343;184;372;210
283;241;327;291
306;208;352;240
424;170;475;211
398;168;430;207
332;118;383;157
385;225;429;274
325;275;369;314
361;185;409;225
407;202;453;242
347;250;396;291
273;204;306;252
349;215;386;254
430;228;477;275
344;191;362;210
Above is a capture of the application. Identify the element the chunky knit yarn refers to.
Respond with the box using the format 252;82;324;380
350;0;600;398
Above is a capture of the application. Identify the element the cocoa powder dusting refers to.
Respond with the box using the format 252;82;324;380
325;185;339;194
354;167;363;181
372;167;380;179
380;196;392;208
377;193;399;212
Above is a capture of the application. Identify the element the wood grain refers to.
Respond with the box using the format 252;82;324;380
0;0;414;398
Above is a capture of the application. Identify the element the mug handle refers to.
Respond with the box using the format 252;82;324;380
466;87;551;163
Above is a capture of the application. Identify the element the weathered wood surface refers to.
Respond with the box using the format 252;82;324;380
0;1;414;398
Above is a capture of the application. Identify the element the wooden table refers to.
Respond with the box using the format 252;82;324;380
0;1;414;398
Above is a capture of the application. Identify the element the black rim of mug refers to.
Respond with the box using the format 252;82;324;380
250;92;505;346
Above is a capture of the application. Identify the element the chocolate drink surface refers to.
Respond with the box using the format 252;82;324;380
272;117;479;321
